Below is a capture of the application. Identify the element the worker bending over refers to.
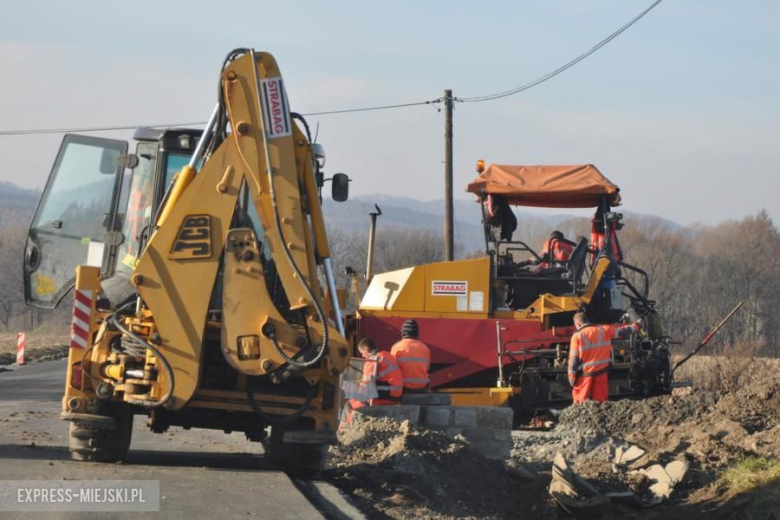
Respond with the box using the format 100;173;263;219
358;338;403;405
390;319;431;393
568;311;642;403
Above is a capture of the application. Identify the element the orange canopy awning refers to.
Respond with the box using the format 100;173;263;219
466;164;621;208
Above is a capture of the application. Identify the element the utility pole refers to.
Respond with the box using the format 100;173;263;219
444;89;454;261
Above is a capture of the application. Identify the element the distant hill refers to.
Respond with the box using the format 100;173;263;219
0;181;683;252
0;182;39;230
323;194;684;253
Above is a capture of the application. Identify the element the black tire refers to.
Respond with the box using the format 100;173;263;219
69;405;133;463
266;427;328;479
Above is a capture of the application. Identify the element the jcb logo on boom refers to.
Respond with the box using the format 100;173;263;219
169;215;212;260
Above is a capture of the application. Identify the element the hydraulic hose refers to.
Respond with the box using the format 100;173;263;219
245;377;318;425
108;302;175;408
246;49;329;369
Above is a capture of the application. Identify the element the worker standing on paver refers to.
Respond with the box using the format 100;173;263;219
568;311;642;403
390;319;431;393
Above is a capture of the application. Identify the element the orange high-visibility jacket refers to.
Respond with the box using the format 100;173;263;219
539;238;574;268
567;323;639;385
390;338;431;390
362;351;403;398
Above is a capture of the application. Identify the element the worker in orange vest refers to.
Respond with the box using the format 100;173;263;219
390;319;431;393
519;231;574;272
358;338;403;405
568;311;642;403
343;338;404;425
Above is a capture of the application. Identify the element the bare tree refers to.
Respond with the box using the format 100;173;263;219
0;226;27;330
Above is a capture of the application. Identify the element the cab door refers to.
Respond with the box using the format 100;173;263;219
24;135;127;308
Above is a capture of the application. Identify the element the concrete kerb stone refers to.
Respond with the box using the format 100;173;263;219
400;393;452;406
453;408;478;428
420;406;451;427
353;405;421;425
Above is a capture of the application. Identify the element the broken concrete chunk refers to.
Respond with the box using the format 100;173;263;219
622;445;646;464
550;452;612;516
642;464;672;484
614;446;624;464
614;444;647;466
664;460;689;485
649;481;673;499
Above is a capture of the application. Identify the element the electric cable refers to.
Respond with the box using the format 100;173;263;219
457;0;664;103
0;1;663;136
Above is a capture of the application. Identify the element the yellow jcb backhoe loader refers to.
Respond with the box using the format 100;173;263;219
23;48;350;477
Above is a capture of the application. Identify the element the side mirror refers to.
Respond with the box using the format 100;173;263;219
332;173;350;202
100;148;121;174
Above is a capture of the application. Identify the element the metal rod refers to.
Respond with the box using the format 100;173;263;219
672;300;744;373
496;321;506;387
507;349;559;356
323;258;345;336
188;103;220;169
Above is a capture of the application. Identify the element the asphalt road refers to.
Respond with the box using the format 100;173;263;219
0;360;363;520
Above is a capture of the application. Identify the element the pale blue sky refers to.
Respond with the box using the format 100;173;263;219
1;1;778;225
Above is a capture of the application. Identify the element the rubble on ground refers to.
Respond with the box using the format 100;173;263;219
326;373;780;519
514;374;780;517
326;417;553;519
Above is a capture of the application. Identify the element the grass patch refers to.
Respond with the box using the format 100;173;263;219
720;457;780;519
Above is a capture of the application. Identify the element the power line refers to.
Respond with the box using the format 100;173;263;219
0;0;663;136
0;98;445;136
457;0;664;103
0;122;208;136
302;99;443;117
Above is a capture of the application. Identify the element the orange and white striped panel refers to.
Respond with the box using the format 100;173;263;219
16;332;25;364
70;290;93;350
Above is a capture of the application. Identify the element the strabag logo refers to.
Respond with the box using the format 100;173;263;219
259;77;292;138
431;280;468;296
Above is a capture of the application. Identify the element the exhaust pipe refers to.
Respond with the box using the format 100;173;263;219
365;204;382;285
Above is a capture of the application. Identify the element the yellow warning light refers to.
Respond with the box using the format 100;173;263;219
476;159;485;173
619;349;626;355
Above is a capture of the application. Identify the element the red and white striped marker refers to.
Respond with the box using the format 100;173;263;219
16;332;25;365
70;290;93;350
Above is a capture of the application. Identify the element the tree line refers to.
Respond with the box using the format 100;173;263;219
1;210;778;359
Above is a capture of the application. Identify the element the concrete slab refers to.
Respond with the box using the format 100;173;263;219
353;405;420;424
453;408;478;428
420;407;451;427
665;460;689;485
642;464;671;484
400;394;451;406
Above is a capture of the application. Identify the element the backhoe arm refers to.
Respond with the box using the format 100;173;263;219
133;50;348;410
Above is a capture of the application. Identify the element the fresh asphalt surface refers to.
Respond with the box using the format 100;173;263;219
0;360;363;519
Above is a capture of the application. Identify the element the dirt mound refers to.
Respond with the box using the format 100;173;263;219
326;417;554;519
557;391;720;438
510;373;780;518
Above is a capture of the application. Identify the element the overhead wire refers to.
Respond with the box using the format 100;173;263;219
0;99;444;136
457;0;664;103
0;0;662;136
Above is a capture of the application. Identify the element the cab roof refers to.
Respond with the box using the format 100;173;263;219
466;163;621;208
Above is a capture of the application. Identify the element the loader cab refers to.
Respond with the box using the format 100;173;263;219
114;128;201;274
24;128;201;308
